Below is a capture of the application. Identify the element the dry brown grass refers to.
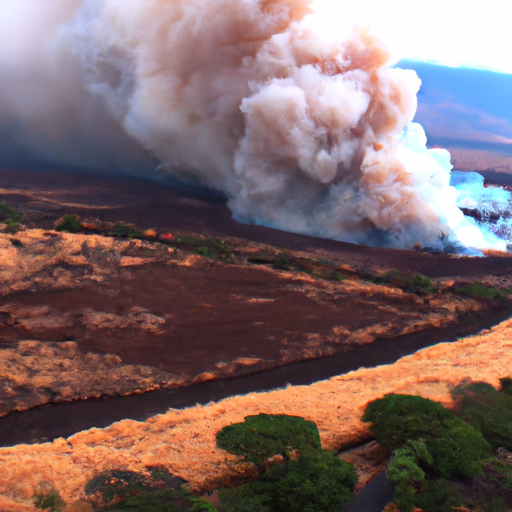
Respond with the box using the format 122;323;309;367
1;318;512;509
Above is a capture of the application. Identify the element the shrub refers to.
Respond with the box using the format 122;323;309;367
329;271;345;282
0;200;19;221
111;221;143;238
217;414;321;470
196;246;213;257
454;382;512;451
56;214;82;233
500;377;512;396
457;282;508;301
175;235;234;261
218;483;274;512
386;440;431;511
0;200;22;233
363;270;438;294
33;489;65;512
272;252;291;271
85;467;213;512
216;414;357;512
275;447;357;512
363;394;453;449
363;394;491;478
412;479;462;512
409;274;437;294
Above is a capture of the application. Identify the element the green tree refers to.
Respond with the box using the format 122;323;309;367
216;414;357;512
386;439;431;511
454;382;512;451
363;394;491;479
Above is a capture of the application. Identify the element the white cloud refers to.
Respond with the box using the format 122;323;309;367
310;0;512;74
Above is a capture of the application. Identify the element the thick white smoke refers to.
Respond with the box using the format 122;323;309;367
0;0;507;252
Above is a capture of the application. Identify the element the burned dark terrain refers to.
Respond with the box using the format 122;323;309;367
0;167;511;423
1;167;512;512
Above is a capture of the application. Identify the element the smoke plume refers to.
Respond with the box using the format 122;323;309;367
0;0;507;252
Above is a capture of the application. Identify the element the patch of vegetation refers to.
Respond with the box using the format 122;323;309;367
386;439;432;511
409;274;438;294
111;221;144;239
196;246;213;257
85;466;214;511
216;414;357;512
0;200;22;233
9;237;23;247
364;270;438;294
217;414;321;470
174;234;234;261
468;459;512;511
55;214;83;233
272;251;291;271
329;271;345;282
457;282;510;302
363;394;491;480
453;381;512;451
362;389;512;511
500;377;512;396
33;488;65;512
411;479;463;512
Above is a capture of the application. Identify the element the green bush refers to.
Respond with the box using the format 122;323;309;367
216;414;321;470
409;274;437;294
56;214;82;233
412;479;462;512
0;200;22;233
363;394;453;450
219;450;356;512
467;460;512;512
454;382;512;451
33;489;65;512
0;200;20;221
386;440;464;512
500;377;512;396
457;282;508;301
329;271;345;282
275;448;357;512
216;414;357;512
85;467;214;512
363;270;437;294
272;252;291;271
363;394;491;478
111;221;143;238
218;482;274;512
386;440;431;511
175;235;234;261
196;246;213;257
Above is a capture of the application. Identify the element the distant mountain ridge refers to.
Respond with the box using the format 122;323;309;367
396;60;512;154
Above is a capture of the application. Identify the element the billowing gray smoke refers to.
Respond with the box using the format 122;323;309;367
0;0;506;252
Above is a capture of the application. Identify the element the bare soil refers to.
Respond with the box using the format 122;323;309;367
2;166;512;278
1;166;512;511
0;166;511;416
